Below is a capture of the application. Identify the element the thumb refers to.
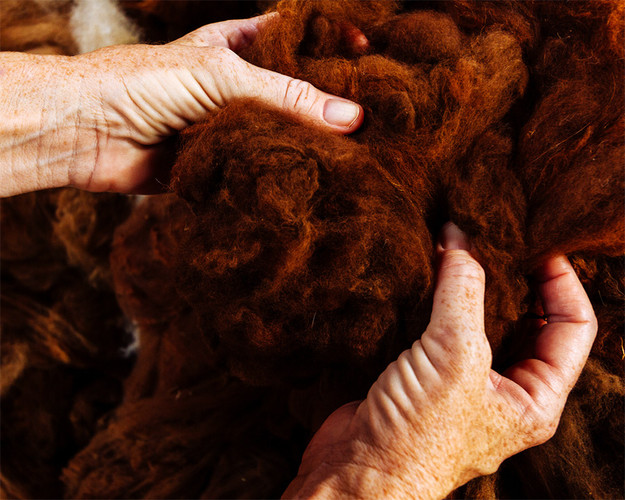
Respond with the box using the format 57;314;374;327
423;222;488;371
228;58;364;133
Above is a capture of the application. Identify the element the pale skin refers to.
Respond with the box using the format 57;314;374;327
0;14;597;500
0;13;365;196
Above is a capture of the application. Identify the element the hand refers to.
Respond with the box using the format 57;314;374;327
284;222;597;499
0;14;364;196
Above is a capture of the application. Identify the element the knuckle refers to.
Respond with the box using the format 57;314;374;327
544;418;559;441
524;405;561;445
203;45;238;64
397;349;415;373
424;322;490;374
535;417;559;444
440;254;485;285
479;458;502;476
217;45;238;62
574;299;598;331
283;79;315;111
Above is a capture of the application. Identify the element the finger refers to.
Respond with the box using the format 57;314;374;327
223;56;364;133
535;255;597;386
536;255;597;327
502;256;597;406
420;223;489;375
170;13;278;52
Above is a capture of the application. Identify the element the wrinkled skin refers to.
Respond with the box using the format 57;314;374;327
0;14;364;196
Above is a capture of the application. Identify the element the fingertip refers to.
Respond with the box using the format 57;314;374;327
239;66;364;134
339;21;370;54
352;32;370;51
433;224;484;293
346;103;365;133
438;222;470;251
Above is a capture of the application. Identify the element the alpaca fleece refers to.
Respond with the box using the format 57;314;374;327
106;1;621;498
69;0;140;54
1;190;133;499
2;1;624;499
0;0;77;55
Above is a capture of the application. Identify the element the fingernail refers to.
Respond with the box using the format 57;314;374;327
440;222;470;250
323;99;360;128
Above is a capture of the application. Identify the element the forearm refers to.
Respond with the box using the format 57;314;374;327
0;52;94;196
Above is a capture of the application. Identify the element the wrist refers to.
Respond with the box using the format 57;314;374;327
284;439;454;500
0;52;97;196
285;462;404;499
286;462;446;500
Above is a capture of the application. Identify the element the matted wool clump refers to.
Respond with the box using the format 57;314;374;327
1;1;623;499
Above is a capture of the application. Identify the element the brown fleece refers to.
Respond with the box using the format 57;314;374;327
2;1;623;499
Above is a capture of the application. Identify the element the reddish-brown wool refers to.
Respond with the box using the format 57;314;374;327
1;1;623;499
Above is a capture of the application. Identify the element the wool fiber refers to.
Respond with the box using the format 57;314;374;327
1;1;623;499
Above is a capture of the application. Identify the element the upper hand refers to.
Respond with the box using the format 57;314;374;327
0;14;364;196
284;222;597;499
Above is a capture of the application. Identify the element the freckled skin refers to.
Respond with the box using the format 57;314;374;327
285;224;597;500
0;14;364;198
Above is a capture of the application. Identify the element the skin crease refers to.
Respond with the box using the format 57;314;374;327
0;13;364;197
0;13;598;500
284;223;597;499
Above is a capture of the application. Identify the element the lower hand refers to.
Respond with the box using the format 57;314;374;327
285;222;597;499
